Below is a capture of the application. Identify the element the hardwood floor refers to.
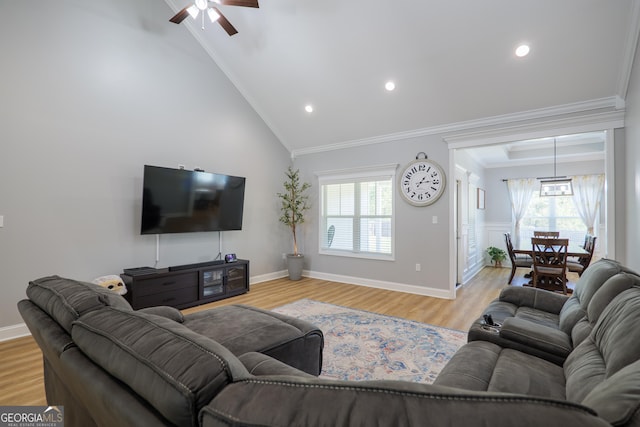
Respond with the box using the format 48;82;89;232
0;266;572;405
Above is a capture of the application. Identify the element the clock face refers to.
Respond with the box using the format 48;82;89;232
399;159;446;206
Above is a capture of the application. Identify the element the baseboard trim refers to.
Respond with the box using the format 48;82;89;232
250;270;288;284
0;323;30;342
303;270;455;299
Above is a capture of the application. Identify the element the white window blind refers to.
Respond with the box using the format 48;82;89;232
318;165;396;260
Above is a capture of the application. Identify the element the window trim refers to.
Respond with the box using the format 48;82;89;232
317;164;398;261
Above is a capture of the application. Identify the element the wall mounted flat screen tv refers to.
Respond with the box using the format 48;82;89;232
141;165;246;234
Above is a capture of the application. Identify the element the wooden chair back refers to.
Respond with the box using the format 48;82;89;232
504;233;516;264
533;231;560;238
580;235;597;268
531;237;569;294
505;232;533;284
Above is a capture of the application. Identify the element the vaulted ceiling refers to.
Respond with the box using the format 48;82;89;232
164;0;639;157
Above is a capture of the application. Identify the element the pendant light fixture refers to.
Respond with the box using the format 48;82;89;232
538;138;573;197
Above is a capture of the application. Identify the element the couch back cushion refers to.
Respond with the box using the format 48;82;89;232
558;259;633;335
565;286;640;425
71;307;250;427
27;275;132;333
571;272;640;346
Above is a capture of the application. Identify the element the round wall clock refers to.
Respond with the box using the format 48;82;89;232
398;153;446;206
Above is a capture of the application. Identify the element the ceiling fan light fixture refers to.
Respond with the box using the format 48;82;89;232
195;0;208;10
207;8;221;22
187;5;199;19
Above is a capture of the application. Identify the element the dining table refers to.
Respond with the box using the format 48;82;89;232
513;242;589;257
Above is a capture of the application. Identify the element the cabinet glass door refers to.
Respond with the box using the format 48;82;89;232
201;269;224;297
226;265;247;292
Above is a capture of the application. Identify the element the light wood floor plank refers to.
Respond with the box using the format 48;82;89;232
0;266;571;405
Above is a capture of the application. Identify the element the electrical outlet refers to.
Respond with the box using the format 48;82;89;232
416;263;421;271
432;216;438;224
0;215;3;228
282;253;287;260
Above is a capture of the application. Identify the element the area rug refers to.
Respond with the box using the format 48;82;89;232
272;299;467;384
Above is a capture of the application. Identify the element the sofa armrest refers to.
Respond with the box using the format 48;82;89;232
500;317;572;358
238;352;316;378
499;286;569;314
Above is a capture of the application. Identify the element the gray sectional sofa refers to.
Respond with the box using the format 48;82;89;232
18;261;640;427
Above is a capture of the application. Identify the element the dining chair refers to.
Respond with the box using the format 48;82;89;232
533;231;560;238
531;237;569;294
568;236;597;277
504;233;533;284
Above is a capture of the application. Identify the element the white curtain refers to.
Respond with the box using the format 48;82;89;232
571;174;604;234
506;178;537;247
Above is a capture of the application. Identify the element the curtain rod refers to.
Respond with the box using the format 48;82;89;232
502;174;600;182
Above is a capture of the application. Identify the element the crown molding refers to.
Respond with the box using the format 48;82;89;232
293;97;624;158
443;108;624;149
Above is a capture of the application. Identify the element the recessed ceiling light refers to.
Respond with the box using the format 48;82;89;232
515;44;530;57
304;105;314;113
385;81;396;91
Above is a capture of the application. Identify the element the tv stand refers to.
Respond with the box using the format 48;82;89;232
121;259;249;310
168;260;225;271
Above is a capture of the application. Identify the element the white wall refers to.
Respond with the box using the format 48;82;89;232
624;37;640;271
0;0;291;330
294;135;453;297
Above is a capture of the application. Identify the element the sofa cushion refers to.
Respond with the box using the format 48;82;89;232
564;286;640;424
571;272;640;346
27;275;132;333
581;360;640;427
71;307;250;427
434;340;566;399
558;258;633;335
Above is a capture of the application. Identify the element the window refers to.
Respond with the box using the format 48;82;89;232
519;191;587;244
318;165;396;260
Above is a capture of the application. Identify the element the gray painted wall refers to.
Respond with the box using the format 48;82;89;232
293;135;452;293
0;0;291;328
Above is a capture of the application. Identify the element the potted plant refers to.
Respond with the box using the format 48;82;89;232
277;166;311;280
486;246;507;268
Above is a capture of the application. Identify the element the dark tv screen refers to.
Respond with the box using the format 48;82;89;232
141;165;246;234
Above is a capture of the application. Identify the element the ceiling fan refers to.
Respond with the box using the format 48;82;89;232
169;0;259;36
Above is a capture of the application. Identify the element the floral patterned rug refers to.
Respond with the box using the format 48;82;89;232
272;299;467;384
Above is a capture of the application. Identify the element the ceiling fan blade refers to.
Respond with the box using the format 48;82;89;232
169;6;191;24
217;0;259;8
212;7;238;36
